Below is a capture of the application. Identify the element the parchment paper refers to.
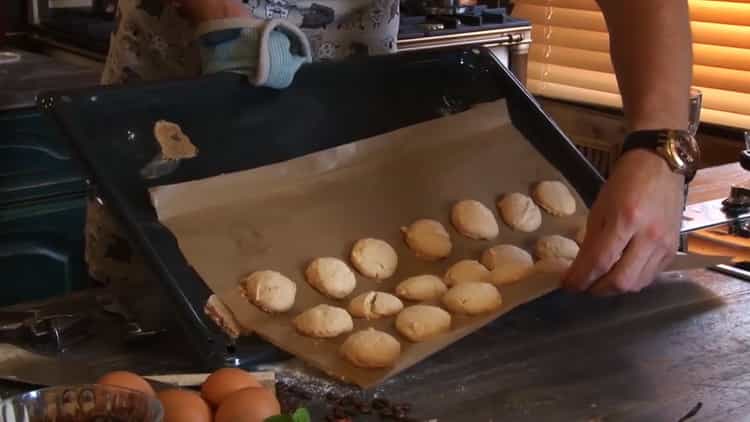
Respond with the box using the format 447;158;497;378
149;100;727;388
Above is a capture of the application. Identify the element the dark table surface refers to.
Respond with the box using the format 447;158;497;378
3;268;750;421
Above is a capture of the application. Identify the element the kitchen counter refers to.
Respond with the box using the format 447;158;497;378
0;47;100;112
2;164;750;421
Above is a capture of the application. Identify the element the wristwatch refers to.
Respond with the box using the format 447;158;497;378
621;129;701;183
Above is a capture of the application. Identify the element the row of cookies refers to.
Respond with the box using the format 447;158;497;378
402;180;578;265
236;179;581;369
236;238;579;369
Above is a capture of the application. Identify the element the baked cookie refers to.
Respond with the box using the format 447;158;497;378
350;238;398;280
239;270;296;313
480;244;534;285
348;291;404;320
305;257;357;299
395;305;452;342
450;200;499;240
480;244;534;270
535;235;580;261
497;192;542;232
340;328;401;369
401;219;452;260
532;181;576;216
535;257;574;274
293;304;353;338
442;282;502;315
444;259;491;286
395;275;448;302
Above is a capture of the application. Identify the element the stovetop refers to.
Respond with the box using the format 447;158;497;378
398;7;530;40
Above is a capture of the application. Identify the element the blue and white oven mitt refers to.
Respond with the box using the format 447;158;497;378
196;17;312;89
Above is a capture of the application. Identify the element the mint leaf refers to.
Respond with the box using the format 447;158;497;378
264;415;293;422
264;408;310;422
292;408;311;422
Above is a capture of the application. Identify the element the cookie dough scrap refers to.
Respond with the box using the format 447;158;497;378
444;259;491;286
153;120;198;160
239;270;296;313
350;238;398;280
532;181;576;217
401;219;452;260
305;257;357;299
293;304;353;338
442;282;502;315
481;244;534;285
348;291;404;320
535;235;580;261
451;200;499;240
340;328;401;369
395;305;452;342
497;192;542;232
204;295;249;339
395;275;448;302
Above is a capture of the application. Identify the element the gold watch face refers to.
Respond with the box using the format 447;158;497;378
663;130;700;175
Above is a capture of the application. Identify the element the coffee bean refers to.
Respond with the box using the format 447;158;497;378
357;403;372;414
340;396;355;407
394;403;412;413
372;398;390;410
333;407;347;419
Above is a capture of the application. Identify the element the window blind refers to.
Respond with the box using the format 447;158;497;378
512;0;750;129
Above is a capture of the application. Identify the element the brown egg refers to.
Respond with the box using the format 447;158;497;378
215;387;280;422
97;371;156;397
201;368;261;407
158;389;212;422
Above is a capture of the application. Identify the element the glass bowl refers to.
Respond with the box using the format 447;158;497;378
0;384;163;422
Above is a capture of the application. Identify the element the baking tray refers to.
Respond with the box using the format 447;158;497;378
39;47;603;368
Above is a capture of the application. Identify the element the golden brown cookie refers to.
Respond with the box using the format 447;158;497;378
340;328;401;368
401;219;452;260
395;305;452;342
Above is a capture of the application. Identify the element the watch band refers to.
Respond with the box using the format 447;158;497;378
621;129;697;183
622;129;669;154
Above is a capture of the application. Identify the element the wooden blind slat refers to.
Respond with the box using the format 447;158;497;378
528;79;750;128
529;44;750;93
529;62;750;115
518;4;750;49
515;0;750;127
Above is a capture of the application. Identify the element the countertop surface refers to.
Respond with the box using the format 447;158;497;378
0;48;100;112
2;164;749;421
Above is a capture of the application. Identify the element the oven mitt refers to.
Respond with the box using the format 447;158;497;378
197;17;312;89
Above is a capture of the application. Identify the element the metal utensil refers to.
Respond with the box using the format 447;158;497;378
0;311;91;353
97;296;165;343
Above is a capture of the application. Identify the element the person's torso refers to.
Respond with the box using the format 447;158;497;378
102;0;400;84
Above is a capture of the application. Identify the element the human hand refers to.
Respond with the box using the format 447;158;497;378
563;149;685;295
171;0;249;23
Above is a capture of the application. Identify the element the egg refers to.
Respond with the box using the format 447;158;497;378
215;387;280;422
158;389;212;422
201;368;261;407
97;371;156;397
